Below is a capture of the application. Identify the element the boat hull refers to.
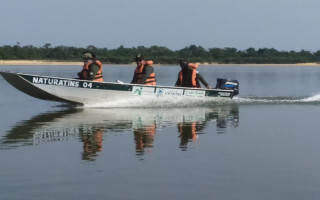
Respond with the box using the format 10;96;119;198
0;71;237;105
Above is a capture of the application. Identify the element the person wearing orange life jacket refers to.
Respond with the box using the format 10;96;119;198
131;54;156;85
77;52;103;82
175;58;212;89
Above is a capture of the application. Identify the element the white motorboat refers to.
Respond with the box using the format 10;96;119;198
0;71;239;105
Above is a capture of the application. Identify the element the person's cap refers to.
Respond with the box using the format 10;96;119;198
82;52;93;59
135;54;144;62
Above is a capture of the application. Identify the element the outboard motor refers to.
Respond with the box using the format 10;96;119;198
215;78;239;96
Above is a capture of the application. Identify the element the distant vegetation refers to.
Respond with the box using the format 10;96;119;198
1;43;320;64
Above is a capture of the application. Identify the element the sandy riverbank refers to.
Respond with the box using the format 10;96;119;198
196;62;320;66
0;60;83;65
1;60;320;66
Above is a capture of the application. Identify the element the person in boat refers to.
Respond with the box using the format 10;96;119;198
175;58;212;89
130;54;156;85
77;52;103;82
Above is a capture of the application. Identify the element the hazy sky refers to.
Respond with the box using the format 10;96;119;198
1;0;319;51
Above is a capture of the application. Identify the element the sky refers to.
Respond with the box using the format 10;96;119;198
1;0;320;52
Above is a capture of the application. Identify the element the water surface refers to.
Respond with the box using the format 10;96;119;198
1;65;320;200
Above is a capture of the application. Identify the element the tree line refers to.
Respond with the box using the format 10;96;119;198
1;43;320;64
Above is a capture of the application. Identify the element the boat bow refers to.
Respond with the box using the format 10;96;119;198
0;71;82;104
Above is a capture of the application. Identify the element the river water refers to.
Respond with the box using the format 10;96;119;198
1;65;320;200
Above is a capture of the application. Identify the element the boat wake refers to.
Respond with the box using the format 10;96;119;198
233;93;320;105
82;96;234;108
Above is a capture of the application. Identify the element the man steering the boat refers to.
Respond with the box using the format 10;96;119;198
175;58;211;89
130;54;156;85
78;52;103;82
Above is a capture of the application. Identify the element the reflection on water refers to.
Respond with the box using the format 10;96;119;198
134;121;156;156
1;105;239;160
178;121;199;150
80;130;103;161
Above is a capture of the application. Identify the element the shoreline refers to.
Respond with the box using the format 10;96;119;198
0;60;83;65
1;60;320;66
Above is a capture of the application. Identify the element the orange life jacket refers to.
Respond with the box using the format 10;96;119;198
178;64;200;88
133;60;156;85
82;60;103;82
